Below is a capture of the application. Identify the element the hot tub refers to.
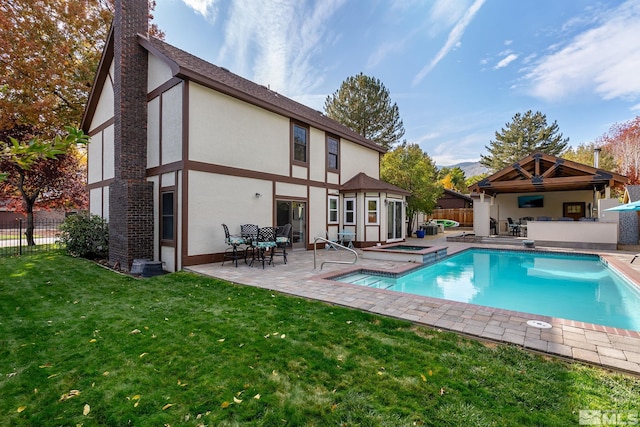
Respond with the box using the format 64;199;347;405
362;243;447;264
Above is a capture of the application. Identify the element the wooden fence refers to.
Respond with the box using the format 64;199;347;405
429;208;474;227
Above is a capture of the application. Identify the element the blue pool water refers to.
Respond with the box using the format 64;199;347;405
336;249;640;331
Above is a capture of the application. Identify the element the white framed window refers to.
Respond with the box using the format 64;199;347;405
365;197;379;225
344;197;356;225
328;196;339;224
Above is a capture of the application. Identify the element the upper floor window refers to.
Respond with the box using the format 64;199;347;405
327;135;339;171
293;122;308;164
344;197;356;225
328;196;339;224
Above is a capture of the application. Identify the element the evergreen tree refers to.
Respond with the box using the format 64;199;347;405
480;110;569;172
324;73;405;149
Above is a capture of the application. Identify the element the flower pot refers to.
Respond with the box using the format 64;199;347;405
415;230;425;238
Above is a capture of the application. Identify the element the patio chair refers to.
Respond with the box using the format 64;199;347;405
221;224;244;267
507;217;520;236
274;223;292;264
250;226;277;268
489;217;497;235
240;224;259;262
325;230;339;250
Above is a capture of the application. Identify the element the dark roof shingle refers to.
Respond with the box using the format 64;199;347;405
340;172;410;195
141;36;385;154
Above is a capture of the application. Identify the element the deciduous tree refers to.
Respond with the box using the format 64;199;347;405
0;127;89;245
599;116;640;184
480;110;569;172
324;73;405;149
0;0;163;140
438;166;467;192
381;143;442;235
562;142;617;172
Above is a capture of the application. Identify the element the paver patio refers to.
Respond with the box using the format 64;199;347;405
187;232;640;376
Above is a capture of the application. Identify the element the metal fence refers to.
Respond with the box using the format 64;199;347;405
0;218;65;257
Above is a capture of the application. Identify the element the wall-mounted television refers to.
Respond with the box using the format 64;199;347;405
518;195;543;208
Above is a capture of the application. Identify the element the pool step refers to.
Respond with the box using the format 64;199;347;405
341;274;393;289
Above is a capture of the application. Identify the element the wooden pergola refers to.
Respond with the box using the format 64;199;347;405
468;152;628;196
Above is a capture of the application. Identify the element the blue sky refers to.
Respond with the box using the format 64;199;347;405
152;0;640;166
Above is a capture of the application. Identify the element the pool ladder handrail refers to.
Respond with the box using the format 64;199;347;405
313;236;358;270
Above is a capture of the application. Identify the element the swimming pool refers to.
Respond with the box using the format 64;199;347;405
335;249;640;331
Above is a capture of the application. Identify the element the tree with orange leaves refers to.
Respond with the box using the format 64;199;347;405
599;116;640;184
0;0;163;232
0;0;163;141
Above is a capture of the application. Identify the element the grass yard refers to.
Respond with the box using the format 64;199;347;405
1;252;639;426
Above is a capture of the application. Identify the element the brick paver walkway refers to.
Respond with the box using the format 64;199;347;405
187;233;640;376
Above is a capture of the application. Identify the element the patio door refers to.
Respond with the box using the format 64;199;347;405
387;200;403;241
277;201;306;250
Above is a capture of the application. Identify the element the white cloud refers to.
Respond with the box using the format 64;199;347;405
631;103;640;112
413;0;486;85
214;0;347;98
526;0;640;102
495;53;518;69
181;0;219;20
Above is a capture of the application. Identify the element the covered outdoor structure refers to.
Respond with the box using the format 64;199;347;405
468;152;628;249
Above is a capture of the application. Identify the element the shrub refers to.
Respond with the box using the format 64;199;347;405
59;212;108;259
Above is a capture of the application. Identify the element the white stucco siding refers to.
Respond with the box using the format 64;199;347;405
147;97;160;168
341;141;380;180
188;83;289;175
91;61;114;129
309;187;327;244
87;132;103;184
309;128;326;182
89;186;109;220
187;171;273;255
497;190;593;221
148;53;174;92
102;125;114;180
161;83;183;164
276;182;307;198
89;188;103;216
103;187;110;221
327;172;339;185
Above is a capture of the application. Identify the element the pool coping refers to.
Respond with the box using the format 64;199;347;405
315;248;640;339
187;242;640;376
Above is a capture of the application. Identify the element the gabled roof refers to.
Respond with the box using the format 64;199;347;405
340;172;411;195
624;185;640;203
441;188;473;202
82;31;385;154
468;152;627;196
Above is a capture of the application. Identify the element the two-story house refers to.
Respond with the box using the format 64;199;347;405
81;0;409;272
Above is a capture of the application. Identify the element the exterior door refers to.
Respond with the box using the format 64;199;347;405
277;201;306;249
387;200;403;241
563;202;585;221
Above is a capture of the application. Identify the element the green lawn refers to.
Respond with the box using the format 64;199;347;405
1;252;638;426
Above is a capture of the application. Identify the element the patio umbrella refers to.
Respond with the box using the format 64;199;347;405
604;200;640;211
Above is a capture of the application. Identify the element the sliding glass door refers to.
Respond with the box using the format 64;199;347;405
387;200;403;240
276;201;306;249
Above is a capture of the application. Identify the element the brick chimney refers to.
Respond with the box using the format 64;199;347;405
109;0;154;271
